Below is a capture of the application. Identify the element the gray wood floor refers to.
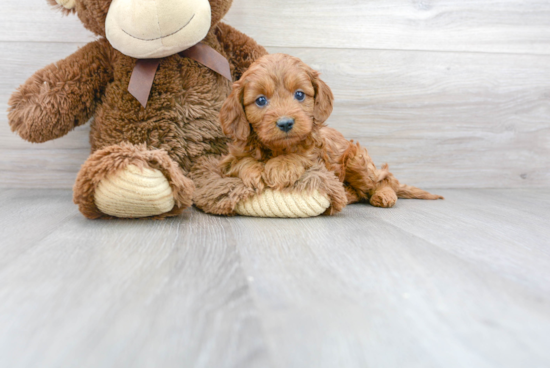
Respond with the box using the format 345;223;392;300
0;188;549;368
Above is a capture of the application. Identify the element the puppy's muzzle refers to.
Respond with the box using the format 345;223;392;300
276;117;295;133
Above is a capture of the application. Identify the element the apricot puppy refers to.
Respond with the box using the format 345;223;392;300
193;53;443;216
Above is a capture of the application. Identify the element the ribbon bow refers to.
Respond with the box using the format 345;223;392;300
128;42;233;108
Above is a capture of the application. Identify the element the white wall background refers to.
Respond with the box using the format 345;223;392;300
1;0;549;188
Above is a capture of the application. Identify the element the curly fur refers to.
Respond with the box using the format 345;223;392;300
10;0;267;219
194;54;443;216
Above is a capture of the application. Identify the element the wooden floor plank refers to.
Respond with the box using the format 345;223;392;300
467;188;550;215
225;0;550;54
0;205;272;368
3;0;550;54
229;201;550;368
0;189;549;368
3;43;550;189
364;189;550;293
0;189;79;269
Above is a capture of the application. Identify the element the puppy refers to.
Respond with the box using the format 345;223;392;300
192;53;442;216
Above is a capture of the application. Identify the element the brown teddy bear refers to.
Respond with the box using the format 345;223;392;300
8;0;267;219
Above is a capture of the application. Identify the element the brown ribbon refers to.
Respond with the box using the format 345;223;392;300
128;42;232;108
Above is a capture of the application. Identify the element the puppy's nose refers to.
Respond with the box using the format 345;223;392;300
277;117;295;133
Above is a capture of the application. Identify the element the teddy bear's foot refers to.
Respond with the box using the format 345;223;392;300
94;165;175;218
74;143;195;219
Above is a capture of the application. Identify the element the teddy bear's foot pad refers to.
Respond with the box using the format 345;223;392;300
235;189;330;218
94;165;175;218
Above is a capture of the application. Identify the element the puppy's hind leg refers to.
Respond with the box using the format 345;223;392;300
341;142;443;208
340;142;390;205
367;165;399;208
373;163;444;205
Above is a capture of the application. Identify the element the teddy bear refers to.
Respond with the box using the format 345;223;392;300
8;0;268;219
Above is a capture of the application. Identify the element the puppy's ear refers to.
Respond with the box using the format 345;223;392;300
310;70;334;125
220;81;250;142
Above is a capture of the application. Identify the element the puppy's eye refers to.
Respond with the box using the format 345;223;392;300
294;90;306;102
255;96;268;108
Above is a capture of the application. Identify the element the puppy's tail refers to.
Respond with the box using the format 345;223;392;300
375;163;443;200
395;182;444;200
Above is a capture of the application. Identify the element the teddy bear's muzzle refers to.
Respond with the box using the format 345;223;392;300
105;0;212;59
55;0;76;9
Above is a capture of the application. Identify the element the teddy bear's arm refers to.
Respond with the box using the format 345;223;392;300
8;39;113;143
215;22;268;81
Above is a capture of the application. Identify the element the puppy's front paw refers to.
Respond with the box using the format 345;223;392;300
263;160;305;190
222;157;265;192
294;163;347;215
369;187;397;208
242;171;265;192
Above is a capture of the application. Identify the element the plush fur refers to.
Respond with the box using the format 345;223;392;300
9;0;267;219
193;54;443;216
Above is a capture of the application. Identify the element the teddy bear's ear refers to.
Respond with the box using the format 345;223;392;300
209;0;233;27
220;81;250;142
47;0;77;12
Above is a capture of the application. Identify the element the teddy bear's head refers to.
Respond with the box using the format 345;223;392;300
48;0;233;58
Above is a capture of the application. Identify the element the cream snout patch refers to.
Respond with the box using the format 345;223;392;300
56;0;76;9
106;0;212;59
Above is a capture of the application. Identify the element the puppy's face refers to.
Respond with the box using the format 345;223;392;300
242;63;316;149
220;54;334;151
